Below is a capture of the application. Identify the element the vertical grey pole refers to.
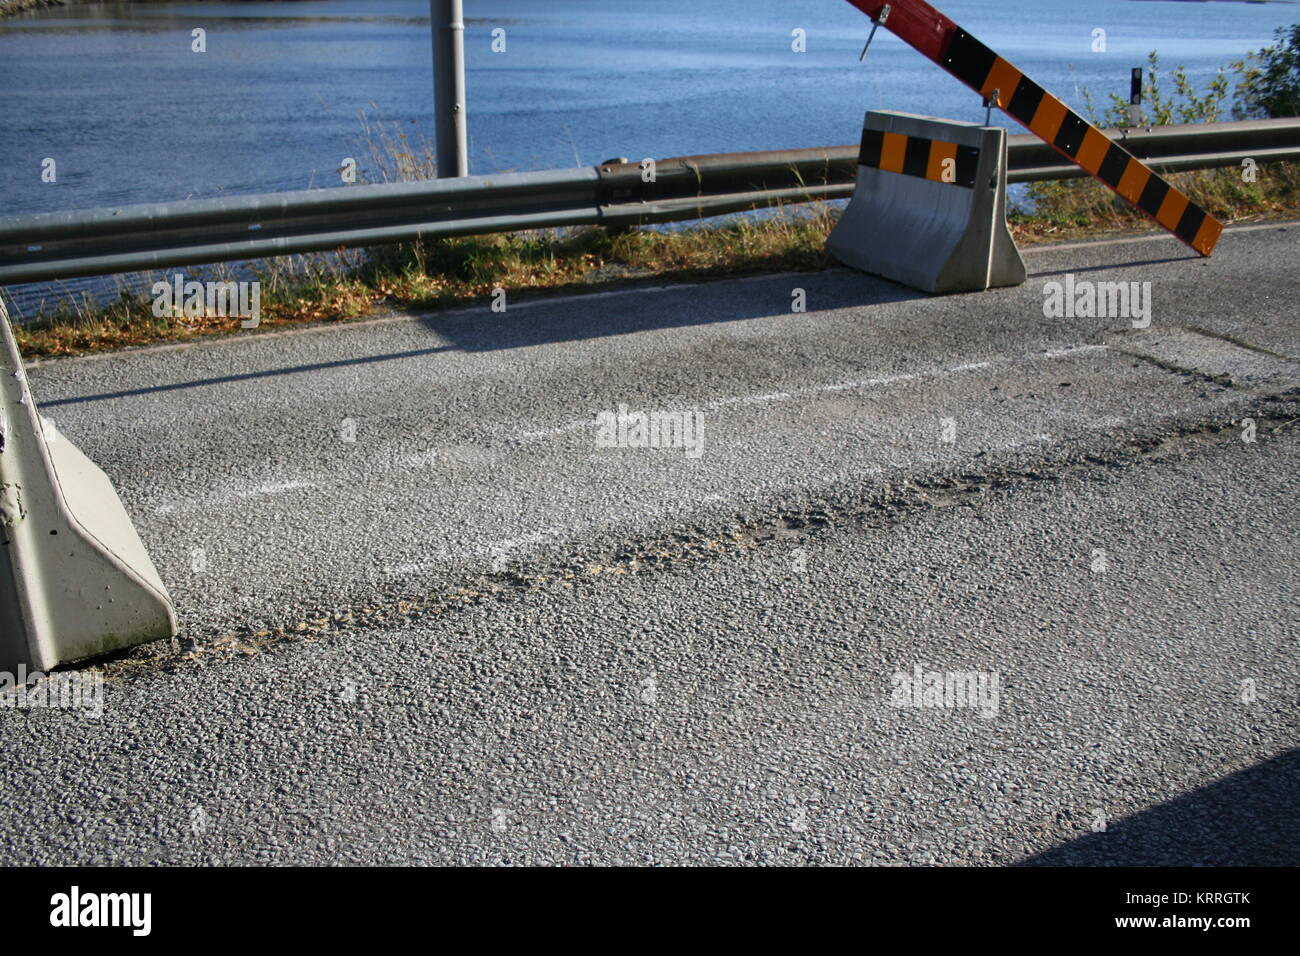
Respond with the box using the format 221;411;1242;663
432;0;468;178
1129;67;1143;128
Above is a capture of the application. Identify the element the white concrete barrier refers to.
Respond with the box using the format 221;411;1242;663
828;110;1026;294
0;302;176;672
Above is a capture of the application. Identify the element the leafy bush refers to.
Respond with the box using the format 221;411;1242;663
1233;24;1300;118
1022;33;1300;225
1084;51;1229;127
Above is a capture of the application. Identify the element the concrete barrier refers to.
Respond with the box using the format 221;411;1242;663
827;110;1026;294
0;302;176;672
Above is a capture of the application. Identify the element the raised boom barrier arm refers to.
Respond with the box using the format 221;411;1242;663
842;0;1225;256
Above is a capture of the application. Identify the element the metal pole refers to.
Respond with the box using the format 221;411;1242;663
1129;67;1143;128
431;0;468;178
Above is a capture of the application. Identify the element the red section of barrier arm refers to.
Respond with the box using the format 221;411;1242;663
843;0;956;62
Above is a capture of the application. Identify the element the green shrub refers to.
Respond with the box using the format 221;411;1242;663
1233;24;1300;119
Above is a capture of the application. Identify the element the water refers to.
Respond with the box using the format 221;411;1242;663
0;0;1292;309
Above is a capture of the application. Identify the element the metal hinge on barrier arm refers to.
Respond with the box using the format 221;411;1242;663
843;0;1224;256
859;3;889;61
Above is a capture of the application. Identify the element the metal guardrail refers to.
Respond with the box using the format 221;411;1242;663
1;118;1296;285
1004;116;1300;183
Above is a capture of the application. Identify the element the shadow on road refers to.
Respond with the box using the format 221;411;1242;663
43;269;920;405
1028;255;1191;280
1018;748;1300;866
414;269;920;352
42;343;456;407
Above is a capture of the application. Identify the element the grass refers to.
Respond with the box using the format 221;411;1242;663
8;204;844;358
1011;161;1300;244
8;162;1299;359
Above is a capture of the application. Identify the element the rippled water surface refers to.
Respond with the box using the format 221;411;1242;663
1;0;1290;215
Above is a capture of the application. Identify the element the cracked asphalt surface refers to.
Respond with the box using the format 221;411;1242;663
0;223;1296;865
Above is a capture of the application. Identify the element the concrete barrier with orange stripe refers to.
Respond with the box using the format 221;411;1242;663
858;127;981;188
844;0;1224;257
828;110;1025;294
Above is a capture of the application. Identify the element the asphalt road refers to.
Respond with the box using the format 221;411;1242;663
0;222;1296;864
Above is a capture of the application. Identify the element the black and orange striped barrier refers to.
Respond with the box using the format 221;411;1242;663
843;0;1223;256
828;111;1026;293
858;128;982;188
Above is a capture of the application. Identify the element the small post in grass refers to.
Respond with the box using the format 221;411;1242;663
1129;67;1143;128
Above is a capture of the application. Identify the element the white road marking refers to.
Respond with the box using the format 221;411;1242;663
142;343;1125;516
512;345;1102;443
154;479;315;516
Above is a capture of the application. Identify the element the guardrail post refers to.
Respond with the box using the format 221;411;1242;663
431;0;469;178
